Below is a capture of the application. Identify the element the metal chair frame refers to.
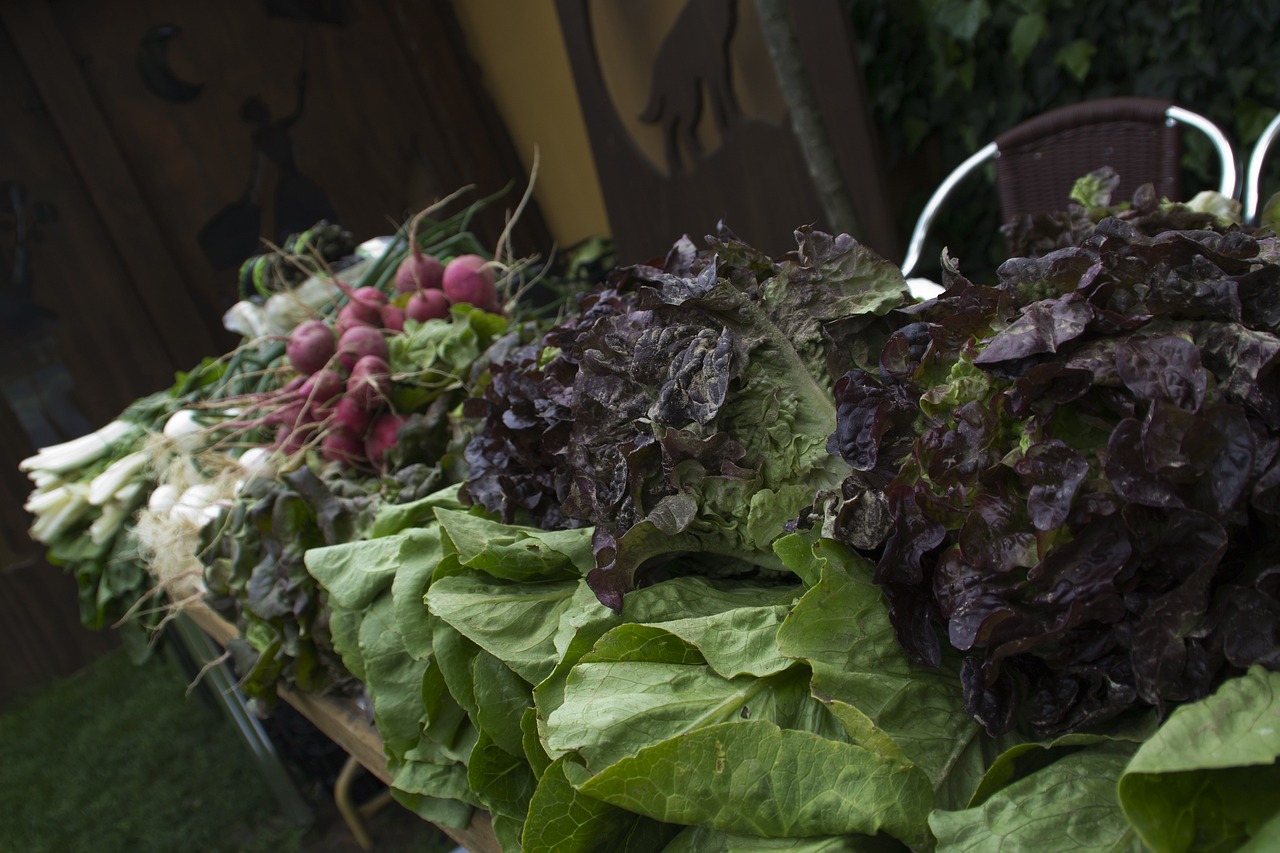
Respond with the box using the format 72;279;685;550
902;100;1238;279
1244;111;1280;225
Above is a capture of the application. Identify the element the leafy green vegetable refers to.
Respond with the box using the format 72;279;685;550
201;466;377;705
302;484;484;829
429;574;583;685
388;303;511;414
1118;667;1280;852
48;525;156;662
775;533;980;792
462;227;907;611
929;743;1142;851
661;825;895;852
521;757;678;853
575;720;932;849
529;569;937;849
830;203;1280;738
966;709;1157;808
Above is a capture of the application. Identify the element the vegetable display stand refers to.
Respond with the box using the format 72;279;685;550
20;186;1280;850
184;601;500;853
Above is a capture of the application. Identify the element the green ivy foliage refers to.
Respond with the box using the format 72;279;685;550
848;0;1280;278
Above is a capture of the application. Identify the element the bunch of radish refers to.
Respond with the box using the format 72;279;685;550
235;238;503;472
395;239;502;318
251;281;407;470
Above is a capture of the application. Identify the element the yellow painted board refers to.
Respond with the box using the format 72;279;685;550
451;0;611;248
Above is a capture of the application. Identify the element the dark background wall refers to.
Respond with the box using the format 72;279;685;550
0;0;550;707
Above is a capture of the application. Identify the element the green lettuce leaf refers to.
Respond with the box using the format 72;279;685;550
661;824;897;852
420;657;475;765
1238;810;1280;852
428;573;582;685
387;763;476;830
355;594;426;754
574;719;932;850
389;524;446;660
775;534;979;792
969;711;1158;808
304;534;403;611
435;508;594;581
530;576;795;741
630;599;799;679
521;756;679;853
327;606;365;682
1117;667;1280;852
368;482;465;539
467;729;536;823
521;706;552;780
544;650;808;771
471;651;533;758
432;618;483;722
542;609;934;849
544;625;850;770
930;743;1142;852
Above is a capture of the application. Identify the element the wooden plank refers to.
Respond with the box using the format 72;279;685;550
276;686;392;786
36;0;549;339
0;19;177;418
185;600;500;853
0;397;37;560
0;558;119;710
1;0;220;369
379;0;553;255
555;0;899;263
183;599;239;647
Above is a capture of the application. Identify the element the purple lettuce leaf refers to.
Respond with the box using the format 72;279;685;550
465;227;908;611
830;210;1280;738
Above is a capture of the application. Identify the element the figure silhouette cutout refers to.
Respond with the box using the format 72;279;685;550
197;67;338;271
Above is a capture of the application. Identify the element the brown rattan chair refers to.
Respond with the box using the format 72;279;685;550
902;96;1238;290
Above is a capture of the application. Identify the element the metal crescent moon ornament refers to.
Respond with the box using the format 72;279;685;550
136;25;205;103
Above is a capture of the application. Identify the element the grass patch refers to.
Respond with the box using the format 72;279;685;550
0;646;307;853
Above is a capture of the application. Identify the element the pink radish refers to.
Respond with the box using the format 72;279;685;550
395;208;446;294
321;429;366;465
287;320;336;376
347;286;386;323
273;424;315;457
335;303;379;338
299;368;344;408
442;254;499;311
330;395;374;438
406;289;451;322
265;399;307;430
336;325;389;372
394;252;444;293
380;303;406;332
346;355;391;410
365;412;407;467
